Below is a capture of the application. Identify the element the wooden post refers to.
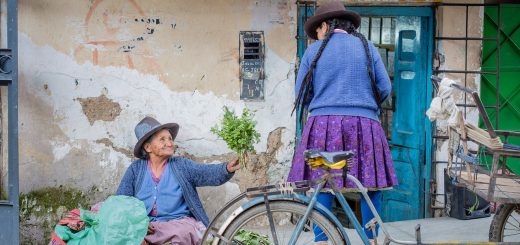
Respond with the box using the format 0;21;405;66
457;111;473;183
447;127;453;175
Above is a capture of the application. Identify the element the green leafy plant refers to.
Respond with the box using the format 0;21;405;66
211;106;260;169
233;229;271;245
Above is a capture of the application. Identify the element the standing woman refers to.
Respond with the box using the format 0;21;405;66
287;1;398;244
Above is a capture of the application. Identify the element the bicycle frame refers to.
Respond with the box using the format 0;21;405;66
289;174;370;245
289;170;419;245
203;168;516;245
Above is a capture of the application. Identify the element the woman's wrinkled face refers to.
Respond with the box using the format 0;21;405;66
144;129;175;158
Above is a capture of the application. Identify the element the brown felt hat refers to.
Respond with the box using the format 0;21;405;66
133;116;179;159
304;1;361;40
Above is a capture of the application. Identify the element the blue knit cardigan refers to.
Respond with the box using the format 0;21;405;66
296;32;392;121
116;157;234;226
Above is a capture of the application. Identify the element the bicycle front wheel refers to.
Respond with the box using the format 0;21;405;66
220;200;344;245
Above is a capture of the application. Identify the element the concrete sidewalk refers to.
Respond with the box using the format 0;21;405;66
345;215;495;244
249;215;501;244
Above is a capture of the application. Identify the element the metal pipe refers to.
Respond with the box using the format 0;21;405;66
464;5;469;116
263;194;280;245
434;70;496;74
434;37;496;40
379;17;383;45
436;3;497;7
288;181;325;245
368;17;372;40
433;135;449;139
345;174;417;245
495;4;501;129
7;0;19;244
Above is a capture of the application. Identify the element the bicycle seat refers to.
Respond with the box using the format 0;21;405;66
304;149;353;170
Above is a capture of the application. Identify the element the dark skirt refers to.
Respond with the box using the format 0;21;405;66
287;115;398;190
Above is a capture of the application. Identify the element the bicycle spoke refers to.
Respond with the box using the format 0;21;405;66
508;211;520;224
503;209;520;243
221;201;343;245
264;196;280;245
503;231;520;237
505;221;520;231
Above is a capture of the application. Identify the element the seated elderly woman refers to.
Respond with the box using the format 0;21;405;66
116;116;240;245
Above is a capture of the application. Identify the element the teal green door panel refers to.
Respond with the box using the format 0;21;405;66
384;147;421;220
381;15;429;222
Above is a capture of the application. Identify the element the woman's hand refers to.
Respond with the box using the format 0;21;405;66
147;223;155;235
226;158;240;173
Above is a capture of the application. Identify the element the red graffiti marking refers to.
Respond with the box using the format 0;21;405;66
74;0;162;75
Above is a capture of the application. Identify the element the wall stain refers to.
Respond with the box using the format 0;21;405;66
235;127;285;189
95;138;133;158
77;94;122;125
179;127;286;191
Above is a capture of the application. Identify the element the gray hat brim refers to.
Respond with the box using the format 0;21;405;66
133;123;179;159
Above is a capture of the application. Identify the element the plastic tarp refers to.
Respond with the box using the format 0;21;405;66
55;195;149;245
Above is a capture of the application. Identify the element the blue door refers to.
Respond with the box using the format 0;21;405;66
383;15;431;221
297;5;433;221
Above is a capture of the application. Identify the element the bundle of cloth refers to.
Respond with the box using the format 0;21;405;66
426;77;459;126
426;77;504;150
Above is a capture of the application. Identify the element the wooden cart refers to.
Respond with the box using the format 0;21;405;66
432;76;520;242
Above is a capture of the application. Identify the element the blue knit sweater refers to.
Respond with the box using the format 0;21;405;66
296;32;391;121
116;157;234;226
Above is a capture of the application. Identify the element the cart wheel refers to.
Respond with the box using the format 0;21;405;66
489;203;520;242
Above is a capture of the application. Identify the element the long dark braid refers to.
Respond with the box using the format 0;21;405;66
346;21;383;112
292;20;338;123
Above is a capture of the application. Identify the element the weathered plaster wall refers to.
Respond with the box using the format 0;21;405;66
14;0;488;242
432;3;484;216
18;0;296;242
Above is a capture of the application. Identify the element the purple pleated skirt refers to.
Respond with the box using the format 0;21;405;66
287;115;398;190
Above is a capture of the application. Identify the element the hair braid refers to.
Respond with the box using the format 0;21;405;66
293;20;337;119
349;25;383;111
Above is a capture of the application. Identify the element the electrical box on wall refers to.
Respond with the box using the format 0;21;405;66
239;31;264;101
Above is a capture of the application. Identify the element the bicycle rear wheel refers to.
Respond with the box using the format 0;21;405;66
220;200;344;245
489;203;520;242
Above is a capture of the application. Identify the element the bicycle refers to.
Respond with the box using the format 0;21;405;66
201;149;518;245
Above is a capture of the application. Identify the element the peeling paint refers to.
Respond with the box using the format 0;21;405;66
235;127;286;190
96;137;133;159
17;0;297;239
19;0;296;97
77;94;122;125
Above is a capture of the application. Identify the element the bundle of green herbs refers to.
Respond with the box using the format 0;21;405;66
211;106;260;169
233;229;270;245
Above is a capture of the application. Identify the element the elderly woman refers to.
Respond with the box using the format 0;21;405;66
116;116;239;245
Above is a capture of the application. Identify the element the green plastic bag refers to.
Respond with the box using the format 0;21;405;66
55;195;149;245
